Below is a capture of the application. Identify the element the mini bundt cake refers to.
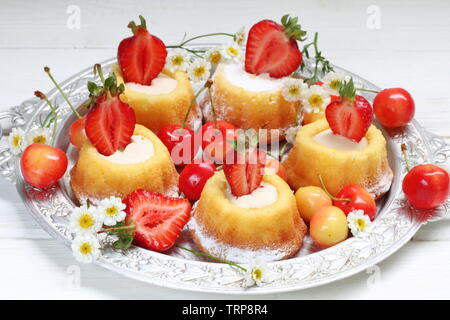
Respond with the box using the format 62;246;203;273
202;63;299;141
283;118;393;199
188;171;306;263
70;124;178;203
113;64;200;134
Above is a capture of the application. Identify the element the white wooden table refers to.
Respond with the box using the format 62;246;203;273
1;0;449;299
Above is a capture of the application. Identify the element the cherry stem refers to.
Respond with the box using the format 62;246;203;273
295;104;303;127
98;224;136;234
182;86;206;128
355;87;379;94
207;86;218;129
175;245;247;272
278;142;290;162
44;67;81;119
34;91;58;145
401;143;411;172
317;174;352;202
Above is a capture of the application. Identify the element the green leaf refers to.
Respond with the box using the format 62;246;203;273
337;78;356;100
87;81;98;94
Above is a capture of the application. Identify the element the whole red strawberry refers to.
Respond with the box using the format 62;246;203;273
123;190;191;252
245;15;306;78
325;79;373;142
118;15;167;85
84;65;136;156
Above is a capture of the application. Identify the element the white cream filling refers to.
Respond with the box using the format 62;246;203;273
126;73;177;95
225;181;278;209
100;135;154;164
220;63;283;92
313;129;368;151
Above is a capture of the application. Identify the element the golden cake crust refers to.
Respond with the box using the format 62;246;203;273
113;64;199;134
203;64;299;141
189;172;306;261
70;124;178;202
283;119;393;199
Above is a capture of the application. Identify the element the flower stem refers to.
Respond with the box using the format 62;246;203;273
317;174;352;202
295;104;303;127
167;32;234;48
176;245;247;271
355;87;379;94
401;143;411;172
98;224;136;234
44;67;81;119
182;86;206;128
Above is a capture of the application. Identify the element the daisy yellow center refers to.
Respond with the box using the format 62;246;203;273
308;94;323;108
252;268;262;280
172;55;184;66
330;80;340;90
106;206;118;217
227;47;238;56
79;213;94;229
12;136;22;147
79;242;92;255
288;86;300;96
33;135;47;144
210;52;221;64
194;66;206;78
356;218;366;230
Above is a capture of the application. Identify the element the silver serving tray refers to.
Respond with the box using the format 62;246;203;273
1;49;449;294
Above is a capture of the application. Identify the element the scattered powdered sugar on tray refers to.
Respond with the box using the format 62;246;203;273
187;215;287;264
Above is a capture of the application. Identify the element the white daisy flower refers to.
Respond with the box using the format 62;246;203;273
322;71;351;96
71;233;101;264
205;46;224;65
166;48;191;72
234;27;246;46
221;42;242;63
243;260;270;287
347;210;372;237
300;85;331;114
69;204;103;235
25;127;52;146
97;196;126;226
187;59;211;83
281;78;307;102
8;127;25;155
285;126;300;145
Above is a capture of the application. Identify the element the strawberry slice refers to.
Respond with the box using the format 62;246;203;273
123;190;191;252
85;93;136;156
245;15;305;78
118;16;167;85
223;150;266;197
325;79;373;142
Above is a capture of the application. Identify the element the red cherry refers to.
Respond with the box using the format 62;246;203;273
333;184;377;221
403;164;449;209
21;143;68;189
373;88;415;128
179;159;216;200
200;121;237;163
158;124;198;165
69;117;87;149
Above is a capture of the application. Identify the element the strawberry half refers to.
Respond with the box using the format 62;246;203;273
118;16;167;85
245;15;305;78
325;79;373;142
123;190;191;252
223;150;266;197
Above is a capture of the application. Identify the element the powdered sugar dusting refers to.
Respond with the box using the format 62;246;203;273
366;168;393;198
187;215;287;263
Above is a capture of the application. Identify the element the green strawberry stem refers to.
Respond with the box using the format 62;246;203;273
94;64;105;83
401;143;411;172
44;67;81;119
182;85;206;128
34;90;58;145
98;224;136;234
317;174;352;202
355;87;380;94
176;245;247;272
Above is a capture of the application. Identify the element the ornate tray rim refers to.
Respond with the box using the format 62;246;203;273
2;52;449;295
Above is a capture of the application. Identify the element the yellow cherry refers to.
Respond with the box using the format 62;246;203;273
295;186;332;222
310;206;349;248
